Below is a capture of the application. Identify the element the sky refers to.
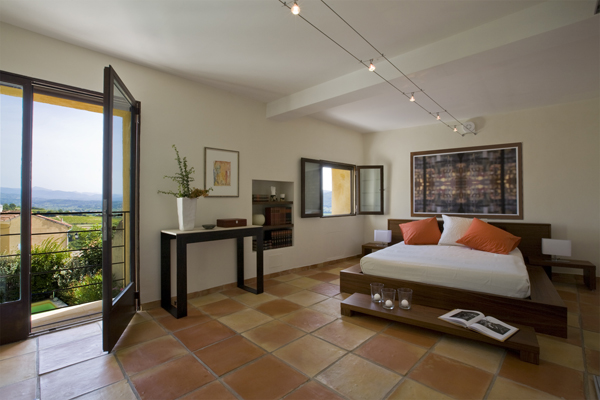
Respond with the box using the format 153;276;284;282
1;93;124;196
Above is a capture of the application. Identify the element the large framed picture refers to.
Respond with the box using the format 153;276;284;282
204;147;239;197
411;143;523;219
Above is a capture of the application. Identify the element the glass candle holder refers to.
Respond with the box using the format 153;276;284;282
370;283;384;303
381;288;396;310
398;288;413;310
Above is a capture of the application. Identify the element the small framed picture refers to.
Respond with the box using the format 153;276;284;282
204;147;239;197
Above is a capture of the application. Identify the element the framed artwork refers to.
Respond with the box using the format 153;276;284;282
204;147;239;197
411;143;523;219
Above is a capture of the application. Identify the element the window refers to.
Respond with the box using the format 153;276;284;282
301;158;383;218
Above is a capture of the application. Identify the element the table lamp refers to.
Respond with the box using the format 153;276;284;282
542;238;571;262
374;230;392;245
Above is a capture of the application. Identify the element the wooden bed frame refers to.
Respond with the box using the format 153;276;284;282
340;219;567;337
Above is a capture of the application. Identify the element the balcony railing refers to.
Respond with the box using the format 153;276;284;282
0;211;128;315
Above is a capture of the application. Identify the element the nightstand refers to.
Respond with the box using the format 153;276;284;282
529;256;596;291
362;242;388;257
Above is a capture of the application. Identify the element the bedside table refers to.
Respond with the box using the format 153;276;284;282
362;242;388;257
529;256;596;290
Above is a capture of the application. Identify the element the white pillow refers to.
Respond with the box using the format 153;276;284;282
438;215;473;246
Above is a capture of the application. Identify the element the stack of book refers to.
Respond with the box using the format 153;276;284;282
253;229;293;250
252;194;270;202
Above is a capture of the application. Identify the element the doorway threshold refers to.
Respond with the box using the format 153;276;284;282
30;300;102;336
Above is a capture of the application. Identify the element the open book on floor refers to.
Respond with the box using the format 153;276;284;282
438;309;519;342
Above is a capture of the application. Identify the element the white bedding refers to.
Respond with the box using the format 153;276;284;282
360;242;531;298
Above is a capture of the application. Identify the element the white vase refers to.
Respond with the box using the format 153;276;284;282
177;197;197;231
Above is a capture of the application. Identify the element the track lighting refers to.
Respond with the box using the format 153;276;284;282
291;2;300;15
436;112;440;120
368;60;376;72
409;93;415;102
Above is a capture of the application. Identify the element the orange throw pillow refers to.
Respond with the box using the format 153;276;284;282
456;218;521;255
400;217;441;245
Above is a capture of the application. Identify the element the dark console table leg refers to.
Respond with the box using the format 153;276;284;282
160;233;171;312
256;234;264;293
176;237;188;318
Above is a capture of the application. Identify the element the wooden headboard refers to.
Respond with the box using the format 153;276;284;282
387;219;551;261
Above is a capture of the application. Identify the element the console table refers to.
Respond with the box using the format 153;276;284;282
161;225;264;318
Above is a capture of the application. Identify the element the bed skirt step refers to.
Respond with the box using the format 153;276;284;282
339;264;567;338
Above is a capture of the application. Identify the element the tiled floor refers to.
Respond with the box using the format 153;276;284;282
1;260;598;400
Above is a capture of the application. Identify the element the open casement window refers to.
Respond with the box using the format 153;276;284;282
301;158;383;218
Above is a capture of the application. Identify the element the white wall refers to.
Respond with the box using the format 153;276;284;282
0;23;366;304
363;99;600;275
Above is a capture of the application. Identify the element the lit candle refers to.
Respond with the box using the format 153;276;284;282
373;294;381;301
385;300;393;307
401;300;409;307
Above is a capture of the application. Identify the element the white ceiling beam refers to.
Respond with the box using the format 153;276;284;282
266;1;596;121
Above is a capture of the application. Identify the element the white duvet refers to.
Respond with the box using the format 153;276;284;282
360;242;531;298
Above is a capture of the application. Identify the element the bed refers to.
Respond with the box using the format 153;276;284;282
340;219;567;337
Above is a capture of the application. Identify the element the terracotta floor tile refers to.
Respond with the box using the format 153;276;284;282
295;269;319;276
113;320;168;351
145;306;172;319
76;379;137;400
568;312;580;328
383;322;442;349
39;333;104;374
188;292;229;307
314;319;375;351
116;335;188;375
40;355;123;400
537;335;585;371
233;292;278;307
272;273;302;282
335;292;351;300
310;283;341;297
579;292;600;305
195;335;265;376
223;355;307;400
200;298;247;317
553;282;577;293
433;336;505;373
322;266;344;275
285;381;345;400
242;320;305;351
280;308;337;332
552;273;577;284
285;290;329;307
0;352;36;387
341;313;390;332
179;381;238;400
264;278;284;288
355;334;426;374
387;378;453;400
221;287;250;297
581;302;600;315
564;300;580;314
0;377;37;400
130;311;153;325
499;352;585;399
274;335;346;377
130;354;215;400
538;326;582;347
288;277;322;289
409;353;493;400
39;322;101;349
581;311;599;332
310;298;342;318
309;272;339;282
487;377;562;400
174;319;236;351
0;338;37;361
265;282;304;297
255;299;303;318
585;348;599;375
218;308;273;333
557;290;578;302
316;353;400;400
155;307;212;332
584;330;600;350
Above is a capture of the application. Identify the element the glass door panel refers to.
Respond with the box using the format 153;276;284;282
357;166;384;215
102;66;139;352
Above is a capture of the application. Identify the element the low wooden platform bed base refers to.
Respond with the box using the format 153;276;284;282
340;219;568;338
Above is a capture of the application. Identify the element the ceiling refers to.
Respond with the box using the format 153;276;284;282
1;0;598;133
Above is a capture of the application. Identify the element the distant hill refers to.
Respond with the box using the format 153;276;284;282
1;187;122;212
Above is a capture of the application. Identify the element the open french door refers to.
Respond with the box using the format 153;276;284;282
102;66;140;352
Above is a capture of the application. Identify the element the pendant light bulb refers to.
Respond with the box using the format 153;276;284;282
368;60;376;72
291;2;300;15
453;126;458;132
436;112;440;120
409;93;415;102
